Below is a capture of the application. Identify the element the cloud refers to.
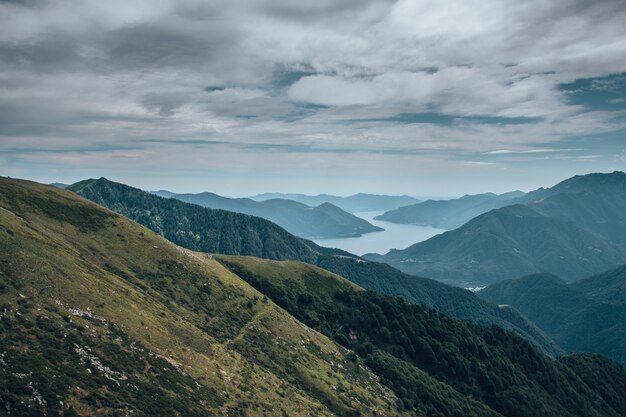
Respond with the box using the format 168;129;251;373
1;0;625;194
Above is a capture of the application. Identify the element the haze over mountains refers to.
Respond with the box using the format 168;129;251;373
153;190;383;238
366;172;626;287
376;191;525;229
251;192;420;213
3;177;626;416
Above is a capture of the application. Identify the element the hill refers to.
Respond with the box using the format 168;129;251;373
214;255;626;417
367;172;626;287
572;264;626;305
67;177;560;354
169;191;383;238
375;191;525;229
251;192;420;212
0;177;404;416
479;271;626;366
67;178;321;263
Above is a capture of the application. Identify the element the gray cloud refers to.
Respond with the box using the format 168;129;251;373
0;0;625;194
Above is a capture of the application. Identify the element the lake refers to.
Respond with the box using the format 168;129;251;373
312;211;447;256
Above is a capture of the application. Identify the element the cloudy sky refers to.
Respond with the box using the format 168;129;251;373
1;0;625;196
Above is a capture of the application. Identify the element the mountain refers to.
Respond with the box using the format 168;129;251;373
6;178;624;417
66;177;560;354
6;179;626;417
367;172;626;287
572;264;626;305
213;255;626;417
375;191;525;229
0;177;404;416
479;270;626;366
67;178;321;263
168;191;383;238
49;182;68;189
520;171;626;250
150;189;177;198
251;192;420;213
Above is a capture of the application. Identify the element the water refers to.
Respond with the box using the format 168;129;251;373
312;211;447;256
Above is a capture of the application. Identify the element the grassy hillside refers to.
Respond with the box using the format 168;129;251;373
0;177;405;416
215;255;626;417
479;272;626;366
67;177;561;355
68;178;320;263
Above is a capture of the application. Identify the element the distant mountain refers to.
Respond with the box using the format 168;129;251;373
150;189;177;198
251;192;420;212
49;182;68;189
375;190;525;229
168;191;383;238
572;264;626;305
367;172;626;287
66;177;559;354
520;171;626;250
479;269;626;366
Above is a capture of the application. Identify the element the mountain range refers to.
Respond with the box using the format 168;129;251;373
366;172;626;287
158;191;383;238
478;265;626;366
250;192;420;213
67;177;559;355
375;191;525;229
2;176;626;416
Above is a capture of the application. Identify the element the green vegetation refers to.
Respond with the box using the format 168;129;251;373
368;171;626;287
216;255;626;417
68;178;320;263
0;177;402;416
367;204;625;286
68;177;562;355
479;270;626;366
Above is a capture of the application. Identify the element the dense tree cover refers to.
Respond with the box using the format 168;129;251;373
68;178;320;263
479;272;626;366
316;255;561;356
218;256;626;417
68;177;561;355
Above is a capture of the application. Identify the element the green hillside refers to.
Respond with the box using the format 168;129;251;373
572;264;626;305
367;204;625;287
215;255;626;417
67;178;320;263
0;177;404;416
479;272;626;366
68;177;560;354
367;172;626;287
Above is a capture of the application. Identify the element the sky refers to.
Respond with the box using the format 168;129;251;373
1;0;626;197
